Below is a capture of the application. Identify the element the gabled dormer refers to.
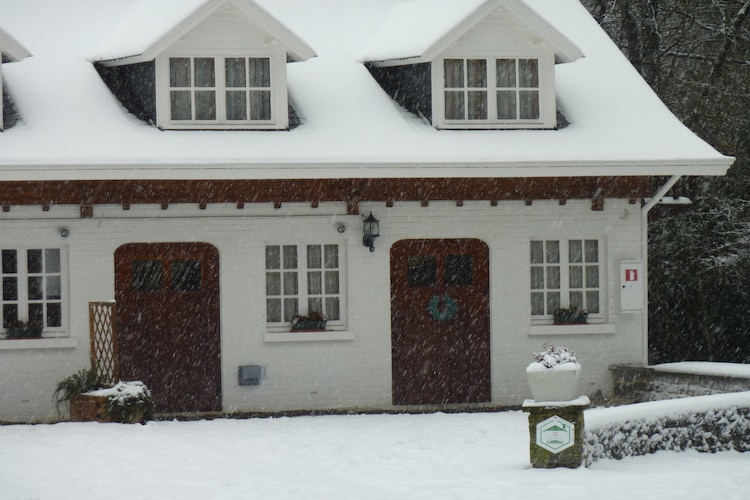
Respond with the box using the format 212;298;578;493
363;0;583;130
91;0;315;130
0;25;31;131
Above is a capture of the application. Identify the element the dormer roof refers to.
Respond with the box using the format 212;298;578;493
0;25;31;63
362;0;583;66
91;0;316;66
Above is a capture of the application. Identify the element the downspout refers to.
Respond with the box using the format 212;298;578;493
640;175;681;365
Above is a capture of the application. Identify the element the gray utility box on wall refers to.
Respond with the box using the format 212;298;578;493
238;365;266;386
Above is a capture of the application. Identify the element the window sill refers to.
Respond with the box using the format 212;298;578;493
264;331;355;343
0;337;78;350
528;324;616;336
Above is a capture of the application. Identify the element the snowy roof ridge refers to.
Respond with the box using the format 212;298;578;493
91;0;316;65
0;24;31;62
361;0;583;65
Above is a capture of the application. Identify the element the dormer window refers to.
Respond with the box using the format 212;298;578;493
167;56;274;126
437;56;551;129
91;0;315;131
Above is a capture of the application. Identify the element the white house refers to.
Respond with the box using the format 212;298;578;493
0;0;733;422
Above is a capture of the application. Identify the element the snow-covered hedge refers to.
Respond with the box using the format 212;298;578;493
584;393;750;465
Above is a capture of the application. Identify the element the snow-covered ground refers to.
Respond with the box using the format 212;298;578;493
1;397;748;500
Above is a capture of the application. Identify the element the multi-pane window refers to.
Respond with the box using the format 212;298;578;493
2;248;64;331
444;59;488;120
266;244;342;326
443;57;540;123
496;58;539;120
169;56;272;123
530;240;601;318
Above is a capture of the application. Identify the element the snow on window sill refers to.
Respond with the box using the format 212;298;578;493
528;324;616;336
0;337;78;350
263;331;355;343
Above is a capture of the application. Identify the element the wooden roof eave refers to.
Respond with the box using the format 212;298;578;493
0;177;653;217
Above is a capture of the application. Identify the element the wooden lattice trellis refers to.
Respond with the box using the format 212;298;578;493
89;301;119;386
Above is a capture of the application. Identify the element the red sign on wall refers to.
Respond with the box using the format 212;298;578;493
625;269;638;282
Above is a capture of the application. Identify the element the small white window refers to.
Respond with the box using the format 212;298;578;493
265;244;343;328
530;239;602;320
2;248;66;334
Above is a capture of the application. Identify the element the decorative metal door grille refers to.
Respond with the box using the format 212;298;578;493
88;301;119;386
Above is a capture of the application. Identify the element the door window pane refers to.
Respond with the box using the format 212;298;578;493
132;260;164;292
445;255;472;286
171;259;202;292
408;256;436;287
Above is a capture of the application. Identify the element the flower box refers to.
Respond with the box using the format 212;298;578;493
5;321;43;339
290;313;327;331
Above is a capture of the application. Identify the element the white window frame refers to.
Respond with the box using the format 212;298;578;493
1;247;68;336
432;52;556;129
155;49;289;130
265;243;346;332
530;239;605;324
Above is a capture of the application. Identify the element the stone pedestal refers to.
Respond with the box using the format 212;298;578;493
522;396;589;469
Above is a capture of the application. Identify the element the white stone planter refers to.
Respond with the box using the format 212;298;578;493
526;362;581;402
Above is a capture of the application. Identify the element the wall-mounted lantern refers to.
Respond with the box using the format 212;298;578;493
362;212;380;252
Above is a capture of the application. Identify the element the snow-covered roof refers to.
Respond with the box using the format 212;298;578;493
0;0;734;181
91;0;316;65
362;0;583;65
0;25;31;63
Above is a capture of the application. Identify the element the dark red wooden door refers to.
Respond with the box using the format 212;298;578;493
391;239;491;405
115;243;221;413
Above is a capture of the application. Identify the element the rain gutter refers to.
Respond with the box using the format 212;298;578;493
640;174;681;364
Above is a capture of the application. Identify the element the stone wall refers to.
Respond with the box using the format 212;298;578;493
610;364;750;403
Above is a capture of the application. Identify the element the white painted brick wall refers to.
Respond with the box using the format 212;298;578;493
0;199;645;421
